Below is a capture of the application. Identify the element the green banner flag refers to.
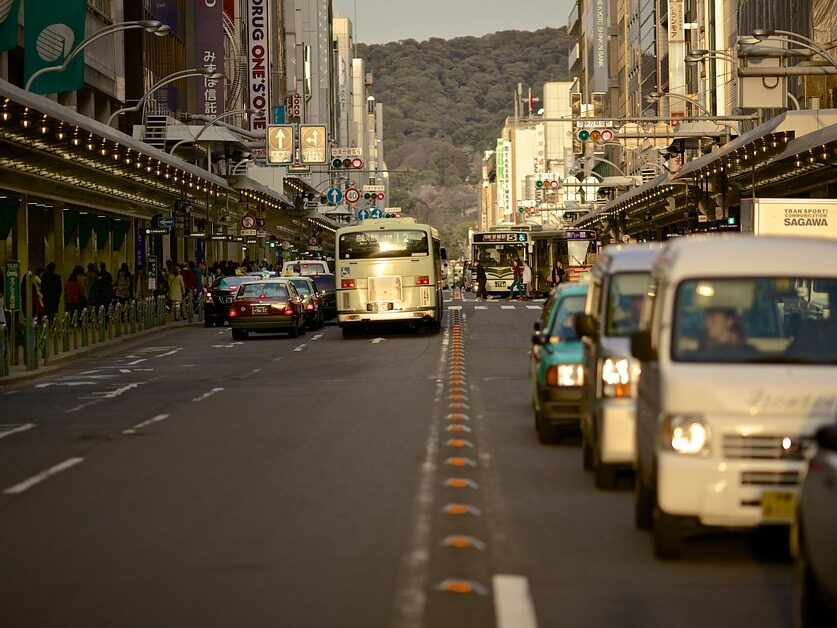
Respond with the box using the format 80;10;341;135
24;0;86;94
0;0;21;52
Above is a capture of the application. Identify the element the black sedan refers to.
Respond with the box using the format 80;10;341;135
310;273;336;321
203;275;251;327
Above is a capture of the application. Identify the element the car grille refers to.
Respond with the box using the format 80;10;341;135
723;434;806;461
740;470;800;486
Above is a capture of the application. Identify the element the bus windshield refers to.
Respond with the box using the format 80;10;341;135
338;230;429;259
475;243;526;266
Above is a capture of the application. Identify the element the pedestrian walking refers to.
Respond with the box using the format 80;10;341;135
507;259;523;300
551;260;566;288
522;260;533;299
41;262;62;320
133;265;149;301
167;266;186;321
98;262;114;305
475;260;488;301
73;265;88;309
115;263;132;304
64;270;82;316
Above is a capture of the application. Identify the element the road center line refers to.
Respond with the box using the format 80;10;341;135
293;344;307;352
493;575;539;628
156;348;183;358
3;457;85;495
123;414;171;435
0;423;36;440
191;388;224;402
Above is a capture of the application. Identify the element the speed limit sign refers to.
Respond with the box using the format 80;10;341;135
344;187;360;204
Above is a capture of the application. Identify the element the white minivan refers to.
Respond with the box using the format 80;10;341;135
631;235;837;559
575;242;665;489
281;260;330;277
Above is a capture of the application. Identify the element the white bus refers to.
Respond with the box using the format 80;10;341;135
469;230;530;296
335;217;445;337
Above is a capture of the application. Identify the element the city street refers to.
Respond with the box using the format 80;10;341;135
0;297;793;628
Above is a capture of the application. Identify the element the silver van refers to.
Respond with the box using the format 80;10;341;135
575;242;664;489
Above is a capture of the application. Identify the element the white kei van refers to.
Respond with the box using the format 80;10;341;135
281;260;330;277
575;242;665;489
631;235;837;560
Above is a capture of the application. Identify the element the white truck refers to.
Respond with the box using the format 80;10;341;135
741;198;837;239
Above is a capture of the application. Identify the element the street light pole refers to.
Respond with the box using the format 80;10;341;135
25;20;170;92
106;68;224;128
169;108;262;173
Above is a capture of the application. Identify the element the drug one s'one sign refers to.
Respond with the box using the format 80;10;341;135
247;0;269;132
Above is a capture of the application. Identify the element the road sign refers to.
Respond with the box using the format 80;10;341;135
326;187;343;205
241;229;257;236
157;217;174;229
4;261;20;312
362;184;385;192
331;147;363;157
241;215;256;229
300;125;327;163
266;125;294;164
344;187;360;204
370;207;383;219
357;208;370;221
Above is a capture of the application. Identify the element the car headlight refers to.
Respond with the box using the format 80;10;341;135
546;364;584;386
659;415;710;455
601;357;636;397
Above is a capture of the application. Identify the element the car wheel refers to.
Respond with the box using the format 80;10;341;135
231;328;248;340
582;428;594;471
634;470;653;530
536;409;562;444
653;498;686;560
795;529;835;628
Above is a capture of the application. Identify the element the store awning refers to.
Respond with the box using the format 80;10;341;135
226;175;294;211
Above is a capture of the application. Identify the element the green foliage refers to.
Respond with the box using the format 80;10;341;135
359;27;573;249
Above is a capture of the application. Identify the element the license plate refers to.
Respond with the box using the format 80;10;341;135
495;281;507;288
761;491;795;522
370;302;392;312
252;305;269;314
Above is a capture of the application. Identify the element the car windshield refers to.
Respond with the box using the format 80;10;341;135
290;279;313;297
311;275;336;292
548;294;587;340
236;283;289;300
672;277;837;364
339;230;429;259
213;276;248;292
605;272;650;336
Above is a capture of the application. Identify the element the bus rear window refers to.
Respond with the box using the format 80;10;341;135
338;230;429;259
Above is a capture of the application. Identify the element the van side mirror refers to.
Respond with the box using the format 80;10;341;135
532;330;547;345
574;313;598;338
440;247;447;260
815;423;837;452
630;330;656;361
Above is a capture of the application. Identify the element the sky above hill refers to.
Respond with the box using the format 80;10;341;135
332;0;575;45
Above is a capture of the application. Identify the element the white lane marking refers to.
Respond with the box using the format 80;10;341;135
293;344;307;352
3;457;85;495
123;414;171;435
390;328;448;628
493;575;539;628
125;358;147;366
0;423;36;440
156;348;183;358
500;305;516;310
250;368;262;374
3;390;20;395
475;306;488;310
448;305;462;311
371;337;385;344
525;305;541;310
311;334;324;341
35;381;97;388
90;383;140;399
192;387;224;402
273;356;284;363
212;344;237;348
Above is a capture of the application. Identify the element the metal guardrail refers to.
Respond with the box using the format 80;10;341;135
1;292;203;377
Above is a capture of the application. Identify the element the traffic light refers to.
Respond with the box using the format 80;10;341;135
363;192;372;200
576;128;616;143
331;157;364;169
535;178;559;190
384;211;402;218
268;235;277;248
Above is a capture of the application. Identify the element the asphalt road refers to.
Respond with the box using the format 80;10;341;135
0;294;793;628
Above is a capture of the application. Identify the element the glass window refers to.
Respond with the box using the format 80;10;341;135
237;283;289;300
311;275;336;292
548;294;587;340
474;243;526;266
290;279;313;297
605;272;651;336
339;230;429;259
672;277;837;364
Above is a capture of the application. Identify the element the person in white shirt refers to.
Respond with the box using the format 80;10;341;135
522;260;533;300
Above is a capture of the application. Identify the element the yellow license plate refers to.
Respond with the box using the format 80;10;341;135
252;305;268;314
761;491;795;523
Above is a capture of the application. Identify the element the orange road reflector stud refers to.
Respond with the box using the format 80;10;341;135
445;457;477;467
444;477;479;489
436;579;488;595
449;387;466;394
443;503;482;516
446;424;473;433
449;402;469;410
447;394;468;401
445;439;474;448
445;413;469;421
442;535;487;550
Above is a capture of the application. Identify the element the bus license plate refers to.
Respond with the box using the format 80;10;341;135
495;281;506;288
252;305;268;314
761;491;795;522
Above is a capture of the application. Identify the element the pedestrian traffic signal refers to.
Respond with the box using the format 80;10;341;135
331;157;364;169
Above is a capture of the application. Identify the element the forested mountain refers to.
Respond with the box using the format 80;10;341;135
357;27;573;255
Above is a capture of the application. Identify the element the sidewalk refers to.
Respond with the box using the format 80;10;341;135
0;318;202;388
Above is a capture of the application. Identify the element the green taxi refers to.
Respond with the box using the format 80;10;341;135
529;283;589;443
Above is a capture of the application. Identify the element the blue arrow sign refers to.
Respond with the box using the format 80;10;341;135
370;207;383;219
357;208;370;221
326;187;343;205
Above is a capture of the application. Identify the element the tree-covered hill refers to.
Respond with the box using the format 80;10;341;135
357;27;573;255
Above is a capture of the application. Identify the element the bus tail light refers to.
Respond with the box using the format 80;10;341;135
416;275;430;285
341;279;356;289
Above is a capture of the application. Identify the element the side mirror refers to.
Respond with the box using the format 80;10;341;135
533;320;542;332
630;329;656;361
531;331;547;345
574;313;598;338
440;247;448;260
815;423;837;452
